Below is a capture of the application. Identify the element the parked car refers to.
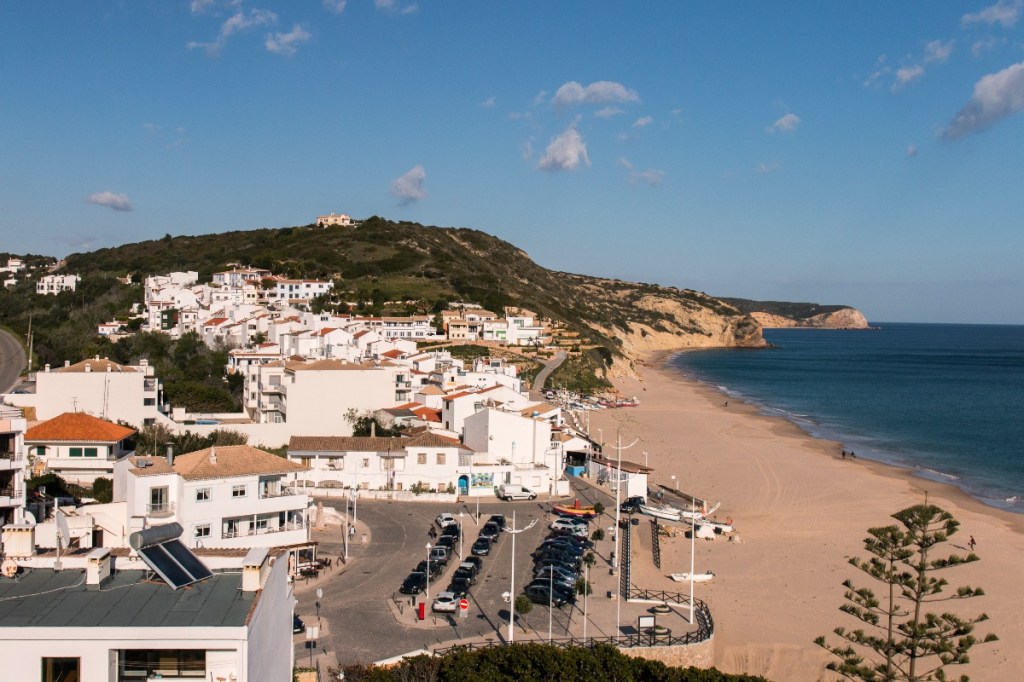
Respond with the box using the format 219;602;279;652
535;549;582;567
549;524;589;539
449;575;473;594
436;534;457;550
432;591;459;613
399;572;428;595
471;537;493;556
415;559;442;577
538;538;586;554
534;557;581;574
487;514;507;531
458;560;481;577
620;496;646;513
479;522;501;542
452;566;476;585
534;564;579;583
293;614;306;634
524;582;573;606
429;546;450;566
533;569;577;590
435;513;457;529
542;536;594;551
550;518;587;532
497;484;536;501
441;524;461;540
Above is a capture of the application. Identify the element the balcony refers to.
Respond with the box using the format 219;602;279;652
146;501;176;517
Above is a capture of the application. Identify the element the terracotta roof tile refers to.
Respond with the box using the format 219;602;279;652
55;359;137;374
25;412;136;443
129;445;304;480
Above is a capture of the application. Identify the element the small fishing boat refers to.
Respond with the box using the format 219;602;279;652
552;500;598;518
638;504;683;522
671;571;715;583
698;517;734;534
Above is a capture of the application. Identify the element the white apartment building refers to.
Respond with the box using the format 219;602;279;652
287;431;480;494
0;545;294;682
35;274;80;295
211;268;271;288
3;357;173;427
0;407;27;538
463;406;557;493
266;278;334;303
114;445;310;550
23;411;136;486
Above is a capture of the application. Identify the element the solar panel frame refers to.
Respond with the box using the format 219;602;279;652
136;540;212;590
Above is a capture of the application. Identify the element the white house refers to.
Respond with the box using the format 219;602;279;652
463;407;557;493
3;357;173;427
0;544;294;682
316;212;353;227
35;274;80;295
114;445;310;550
23;411;136;486
287;431;481;495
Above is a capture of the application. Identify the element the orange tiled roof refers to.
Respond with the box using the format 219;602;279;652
25;412;136;443
129;445;304;480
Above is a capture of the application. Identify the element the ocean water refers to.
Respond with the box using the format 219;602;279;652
668;323;1024;513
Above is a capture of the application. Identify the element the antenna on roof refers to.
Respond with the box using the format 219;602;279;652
55;509;71;571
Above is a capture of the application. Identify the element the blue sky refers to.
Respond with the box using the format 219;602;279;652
2;2;1023;323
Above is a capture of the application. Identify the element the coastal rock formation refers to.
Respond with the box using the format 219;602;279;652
751;307;870;329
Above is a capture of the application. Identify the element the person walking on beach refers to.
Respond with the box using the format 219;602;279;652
969;535;977;551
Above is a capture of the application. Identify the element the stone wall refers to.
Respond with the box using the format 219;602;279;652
621;636;714;668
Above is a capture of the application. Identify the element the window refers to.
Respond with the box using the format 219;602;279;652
232;484;247;498
436;453;446;465
361;458;369;468
417;453;427;465
69;447;83;458
195;487;211;502
84;447;98;458
194;524;210;538
36;446;46;457
42;658;80;682
255;517;268;531
117;650;205;679
148;486;168;514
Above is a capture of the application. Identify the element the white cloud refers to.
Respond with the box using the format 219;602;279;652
942;60;1024;138
961;0;1022;27
86;191;133;212
864;54;891;88
391;165;427;204
265;24;311;55
766;113;800;134
618;157;663;186
480;96;496;108
323;0;347;14
892;65;925;91
924;39;954;64
971;36;1003;56
755;161;780;174
375;0;418;14
594;107;624;119
552;81;639;106
537;125;590;172
632;116;653;128
532;90;548;106
190;0;217;14
187;8;277;56
521;139;534;162
905;144;919;157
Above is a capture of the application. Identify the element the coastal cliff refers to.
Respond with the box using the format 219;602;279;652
750;307;870;329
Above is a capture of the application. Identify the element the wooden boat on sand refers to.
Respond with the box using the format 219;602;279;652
552;500;598;518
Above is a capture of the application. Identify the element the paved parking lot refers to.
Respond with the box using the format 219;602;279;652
294;479;701;667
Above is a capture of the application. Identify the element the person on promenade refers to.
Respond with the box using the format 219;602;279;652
969;535;977;551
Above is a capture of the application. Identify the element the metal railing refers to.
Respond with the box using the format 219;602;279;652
620;517;631;599
650;519;661;569
146;501;175;516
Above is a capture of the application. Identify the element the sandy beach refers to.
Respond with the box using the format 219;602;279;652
586;353;1024;681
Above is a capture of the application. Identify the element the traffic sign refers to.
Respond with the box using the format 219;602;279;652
459;598;469;611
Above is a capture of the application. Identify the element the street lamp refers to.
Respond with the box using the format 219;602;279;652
582;560;590;641
505;509;538;644
425;543;432;600
643;451;648;468
548;569;554;643
316;587;323;622
671;474;677;491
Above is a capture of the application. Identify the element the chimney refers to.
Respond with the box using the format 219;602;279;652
84;364;92;373
370;421;376;438
45;364;51;372
165;443;174;467
241;547;270;592
86;547;112;588
64;360;70;368
209;446;217;464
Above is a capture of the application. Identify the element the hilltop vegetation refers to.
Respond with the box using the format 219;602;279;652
0;218;764;392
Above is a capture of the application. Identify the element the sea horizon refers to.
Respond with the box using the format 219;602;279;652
667;322;1024;514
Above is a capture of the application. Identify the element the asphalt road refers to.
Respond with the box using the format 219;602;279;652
0;328;27;394
296;482;618;667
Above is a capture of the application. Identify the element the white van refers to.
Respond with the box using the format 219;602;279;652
497;484;536;501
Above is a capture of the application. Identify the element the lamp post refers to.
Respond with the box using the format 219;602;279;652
609;430;639;644
315;587;322;622
643;451;648;468
671;474;677;491
583;560;590;641
426;543;432;600
505;509;538;644
459;511;464;559
548;569;554;643
689;499;696;625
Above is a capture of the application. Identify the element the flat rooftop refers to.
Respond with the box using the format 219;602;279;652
0;569;254;629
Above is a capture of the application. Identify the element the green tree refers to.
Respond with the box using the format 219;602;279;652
514;594;533;631
816;504;997;681
91;477;113;503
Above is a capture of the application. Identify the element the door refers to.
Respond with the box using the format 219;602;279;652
458;475;469;495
